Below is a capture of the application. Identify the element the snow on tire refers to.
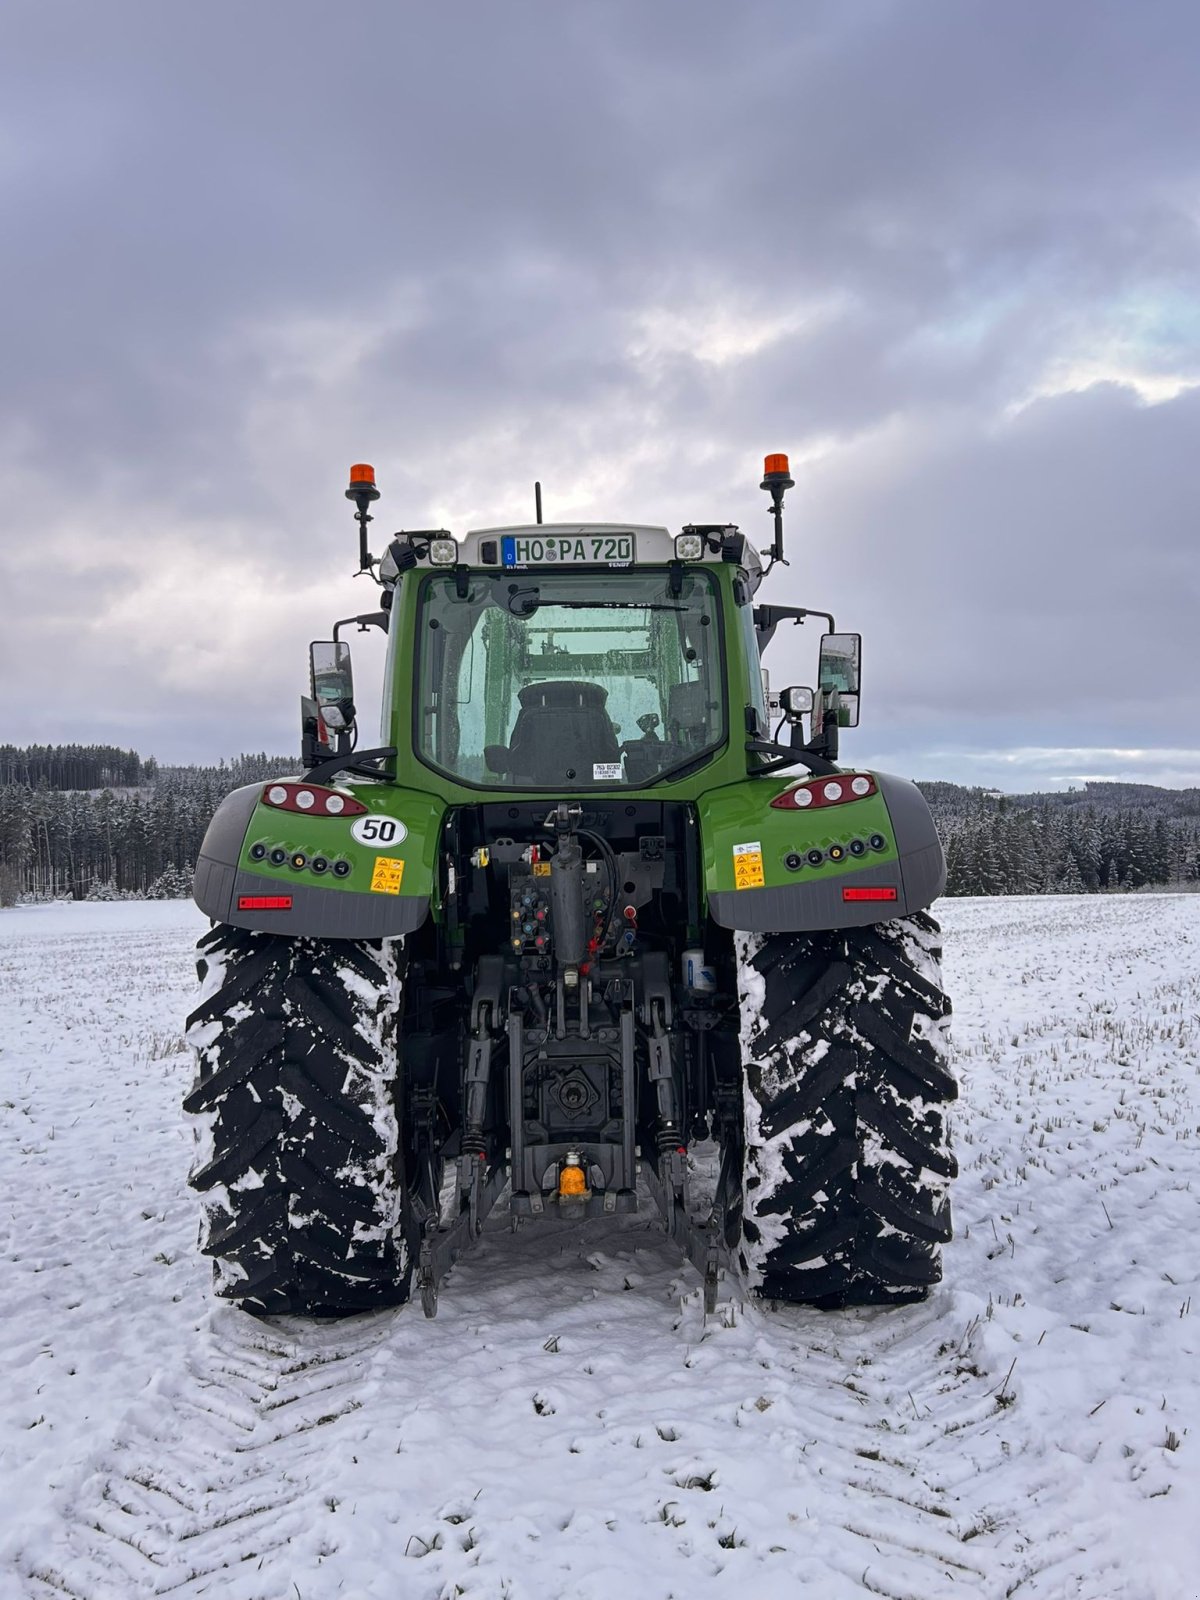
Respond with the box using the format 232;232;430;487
736;911;955;1307
184;924;412;1317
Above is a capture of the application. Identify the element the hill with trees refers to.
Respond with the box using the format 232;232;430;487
0;750;294;904
920;780;1200;895
0;749;1196;904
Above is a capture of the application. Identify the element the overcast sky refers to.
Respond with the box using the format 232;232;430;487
3;0;1197;790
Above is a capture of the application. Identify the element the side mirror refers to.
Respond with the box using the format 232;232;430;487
833;691;860;728
310;640;356;733
780;685;813;721
818;632;861;696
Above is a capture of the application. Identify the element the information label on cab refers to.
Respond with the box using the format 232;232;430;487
502;533;635;567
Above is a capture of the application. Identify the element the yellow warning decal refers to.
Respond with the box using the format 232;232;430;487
732;841;765;889
532;861;551;877
370;856;405;895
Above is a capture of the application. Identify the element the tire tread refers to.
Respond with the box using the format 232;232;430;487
739;914;955;1306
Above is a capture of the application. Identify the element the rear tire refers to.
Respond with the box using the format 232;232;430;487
736;912;955;1307
184;925;412;1317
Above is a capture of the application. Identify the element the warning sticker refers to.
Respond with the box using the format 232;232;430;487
370;856;405;895
532;861;552;878
732;840;765;889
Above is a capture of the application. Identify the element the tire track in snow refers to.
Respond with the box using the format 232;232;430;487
736;1298;1002;1600
4;900;1193;1598
296;1227;1021;1600
9;1226;1172;1600
17;1308;391;1599
671;1283;1158;1600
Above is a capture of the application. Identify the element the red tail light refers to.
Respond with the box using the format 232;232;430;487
261;783;368;818
238;895;293;910
770;774;877;810
842;887;898;902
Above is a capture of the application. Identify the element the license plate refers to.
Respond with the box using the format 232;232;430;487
501;533;635;567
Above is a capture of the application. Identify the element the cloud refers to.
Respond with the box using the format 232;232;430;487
1;0;1198;780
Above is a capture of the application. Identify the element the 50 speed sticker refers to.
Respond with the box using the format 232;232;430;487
350;815;408;848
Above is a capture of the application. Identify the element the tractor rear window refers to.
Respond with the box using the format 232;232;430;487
415;569;726;788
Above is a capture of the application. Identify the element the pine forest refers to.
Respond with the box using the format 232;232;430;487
0;746;1196;906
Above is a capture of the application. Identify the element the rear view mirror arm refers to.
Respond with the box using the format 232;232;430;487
753;605;836;655
333;612;389;641
745;739;839;777
304;746;397;786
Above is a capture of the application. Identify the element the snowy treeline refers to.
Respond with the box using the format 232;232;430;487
923;781;1200;896
0;751;295;903
0;743;153;790
1;748;1197;904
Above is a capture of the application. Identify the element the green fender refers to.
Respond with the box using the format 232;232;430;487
192;780;445;938
700;769;945;932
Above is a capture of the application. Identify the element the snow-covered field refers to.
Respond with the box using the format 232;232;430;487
1;896;1196;1600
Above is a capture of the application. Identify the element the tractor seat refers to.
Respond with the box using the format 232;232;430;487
667;680;711;749
503;680;621;784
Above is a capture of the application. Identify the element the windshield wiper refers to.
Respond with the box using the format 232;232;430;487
551;601;688;612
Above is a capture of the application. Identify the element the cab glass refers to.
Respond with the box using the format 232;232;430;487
415;570;726;788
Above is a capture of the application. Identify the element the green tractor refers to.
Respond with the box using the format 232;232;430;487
185;455;953;1318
